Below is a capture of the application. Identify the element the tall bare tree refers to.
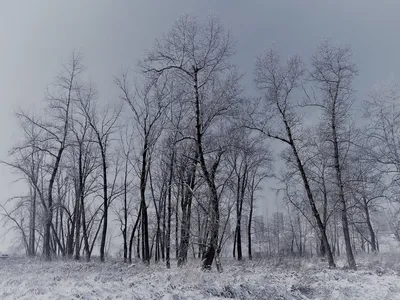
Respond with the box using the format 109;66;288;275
364;79;400;249
78;87;121;262
309;40;358;269
228;130;270;261
141;14;242;271
252;48;336;268
114;127;135;263
8;52;83;260
116;73;169;264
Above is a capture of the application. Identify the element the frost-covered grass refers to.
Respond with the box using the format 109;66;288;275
1;254;400;299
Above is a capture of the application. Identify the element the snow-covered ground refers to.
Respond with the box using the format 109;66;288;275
0;254;400;299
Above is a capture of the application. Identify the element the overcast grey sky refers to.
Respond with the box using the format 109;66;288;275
1;0;400;251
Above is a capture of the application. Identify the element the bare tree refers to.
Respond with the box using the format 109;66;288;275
252;48;336;268
246;151;270;260
227;130;270;261
78;86;121;262
116;73;169;264
302;129;340;257
7;52;83;260
65;83;102;260
142;14;241;271
309;40;358;269
351;158;385;252
114;127;135;263
2;122;47;256
364;79;400;249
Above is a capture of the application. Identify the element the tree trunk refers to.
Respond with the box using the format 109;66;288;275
43;217;52;260
81;191;90;262
74;199;81;260
233;229;237;259
99;148;108;263
137;222;141;259
235;166;247;261
320;170;328;257
128;207;141;263
364;197;377;252
44;145;65;261
123;160;129;263
161;188;166;261
140;140;150;264
175;191;179;260
74;185;82;260
235;223;242;260
248;179;255;260
28;185;37;257
331;112;356;270
166;149;175;269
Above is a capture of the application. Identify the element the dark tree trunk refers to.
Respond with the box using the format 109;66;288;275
235;224;242;260
81;192;90;262
233;229;237;259
74;210;81;260
139;140;150;264
235;166;247;261
28;184;37;257
320;170;328;257
44;144;66;261
363;197;377;252
122;159;129;263
175;191;179;260
74;187;82;260
161;188;166;261
331;112;356;270
128;207;141;263
99;146;108;263
166;149;175;269
248;180;255;260
137;222;141;259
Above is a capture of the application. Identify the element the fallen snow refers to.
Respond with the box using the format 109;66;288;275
0;254;399;299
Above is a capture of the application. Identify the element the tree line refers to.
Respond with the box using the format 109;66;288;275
2;14;400;271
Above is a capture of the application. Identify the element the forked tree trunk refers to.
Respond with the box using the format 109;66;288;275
128;207;141;263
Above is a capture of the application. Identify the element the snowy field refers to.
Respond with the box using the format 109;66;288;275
0;254;400;299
